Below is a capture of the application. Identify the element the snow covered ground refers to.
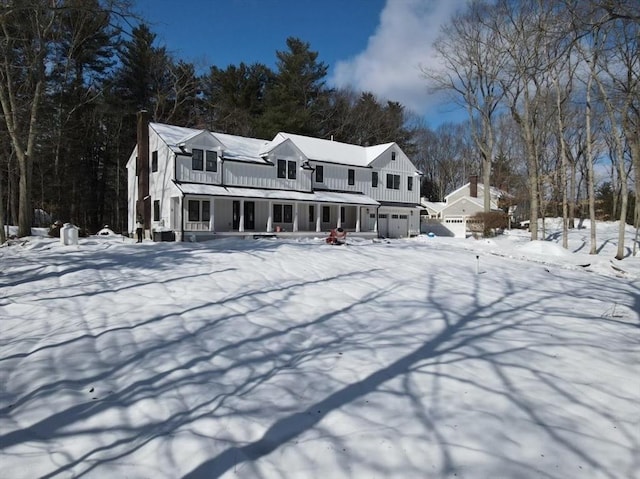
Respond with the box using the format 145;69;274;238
1;221;638;478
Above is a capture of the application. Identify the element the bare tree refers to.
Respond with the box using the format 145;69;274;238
0;2;58;237
588;18;638;259
426;0;506;214
550;37;578;248
490;0;565;240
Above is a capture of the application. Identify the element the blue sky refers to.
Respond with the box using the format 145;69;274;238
134;0;468;126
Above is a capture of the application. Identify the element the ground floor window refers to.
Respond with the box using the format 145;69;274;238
309;205;315;223
188;199;210;222
322;206;330;222
273;204;293;223
153;200;160;221
283;204;293;223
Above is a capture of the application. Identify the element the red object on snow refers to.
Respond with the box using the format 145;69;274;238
326;228;347;245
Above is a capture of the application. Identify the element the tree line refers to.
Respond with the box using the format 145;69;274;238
0;0;413;240
0;0;637;259
427;0;639;258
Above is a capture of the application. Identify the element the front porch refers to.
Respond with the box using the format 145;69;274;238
176;195;380;241
178;230;379;243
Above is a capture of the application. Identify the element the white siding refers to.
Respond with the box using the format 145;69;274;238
224;160;312;191
441;198;483;218
367;147;420;205
175;131;223;184
148;130;182;232
447;185;474;203
126;147;137;235
312;162;369;193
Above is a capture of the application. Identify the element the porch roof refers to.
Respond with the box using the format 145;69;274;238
174;183;380;206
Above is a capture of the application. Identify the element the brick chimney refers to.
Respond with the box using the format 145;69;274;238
469;174;478;198
136;110;151;229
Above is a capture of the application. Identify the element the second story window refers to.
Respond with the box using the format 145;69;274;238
372;171;378;188
391;151;396;161
192;149;203;171
277;159;286;178
386;174;400;190
206;151;218;172
287;160;296;179
315;165;323;183
151;151;158;172
348;169;355;185
408;176;413;191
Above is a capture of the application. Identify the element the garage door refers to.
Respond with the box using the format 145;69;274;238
388;214;408;238
378;214;389;237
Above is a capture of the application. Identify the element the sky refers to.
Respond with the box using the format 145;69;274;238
134;0;468;126
1;220;638;477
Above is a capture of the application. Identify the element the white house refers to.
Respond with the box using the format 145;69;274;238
127;112;422;241
420;176;508;237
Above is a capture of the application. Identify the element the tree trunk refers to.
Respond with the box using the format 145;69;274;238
633;138;640;256
569;157;576;229
555;77;569;249
0;166;5;244
17;153;32;236
586;72;597;255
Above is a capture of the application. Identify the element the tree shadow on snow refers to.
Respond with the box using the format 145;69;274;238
0;242;638;479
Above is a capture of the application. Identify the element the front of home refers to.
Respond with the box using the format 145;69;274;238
421;176;509;237
127;112;422;241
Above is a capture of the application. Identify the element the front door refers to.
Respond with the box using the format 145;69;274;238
244;201;255;230
232;201;240;230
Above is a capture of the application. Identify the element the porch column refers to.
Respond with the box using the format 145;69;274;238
315;203;321;232
209;198;215;232
355;206;361;233
266;201;273;232
293;203;299;232
337;205;342;229
374;210;378;233
239;199;245;232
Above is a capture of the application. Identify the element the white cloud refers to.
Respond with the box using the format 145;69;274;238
331;0;467;121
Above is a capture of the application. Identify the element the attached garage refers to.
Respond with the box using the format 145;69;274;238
378;209;412;238
388;214;408;238
378;214;389;237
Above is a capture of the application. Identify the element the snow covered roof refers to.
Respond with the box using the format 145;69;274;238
150;122;406;169
264;132;395;168
150;123;271;164
212;132;271;163
445;182;510;202
175;183;380;206
421;199;446;212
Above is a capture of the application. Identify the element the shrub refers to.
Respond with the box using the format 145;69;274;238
472;211;509;237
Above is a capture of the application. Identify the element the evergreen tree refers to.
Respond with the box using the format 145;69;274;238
258;37;328;138
201;62;273;136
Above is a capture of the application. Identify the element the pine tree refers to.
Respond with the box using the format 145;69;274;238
258;37;328;138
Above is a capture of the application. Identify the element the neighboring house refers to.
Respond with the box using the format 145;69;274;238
420;176;508;237
127;112;422;241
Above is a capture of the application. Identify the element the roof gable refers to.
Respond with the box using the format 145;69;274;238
445;182;506;202
150;122;270;164
271;133;373;168
147;122;413;169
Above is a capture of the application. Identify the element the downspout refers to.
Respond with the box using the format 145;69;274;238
175;152;181;241
181;191;185;242
220;149;225;187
